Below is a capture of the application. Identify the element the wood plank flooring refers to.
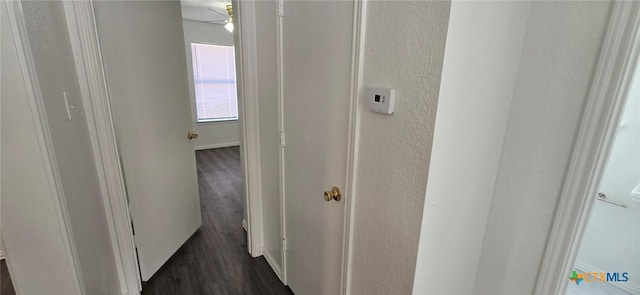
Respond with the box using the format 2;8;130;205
1;259;15;295
142;147;292;295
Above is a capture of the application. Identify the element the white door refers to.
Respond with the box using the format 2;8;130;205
283;1;354;294
93;1;202;281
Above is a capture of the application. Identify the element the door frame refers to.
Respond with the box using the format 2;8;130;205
534;2;640;294
61;0;266;294
233;0;264;258
340;1;367;294
62;1;142;294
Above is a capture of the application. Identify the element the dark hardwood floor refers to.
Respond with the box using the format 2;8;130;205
142;147;292;295
1;259;16;295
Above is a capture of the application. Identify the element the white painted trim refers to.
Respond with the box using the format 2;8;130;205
4;1;86;294
574;261;640;294
194;142;240;151
276;0;287;285
264;250;284;283
0;251;5;260
242;219;248;232
61;1;141;294
534;2;640;295
233;0;264;258
341;1;366;294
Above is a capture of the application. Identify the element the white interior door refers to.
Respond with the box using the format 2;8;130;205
93;1;202;281
283;1;354;294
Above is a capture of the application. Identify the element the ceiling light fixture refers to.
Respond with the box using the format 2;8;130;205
224;4;234;33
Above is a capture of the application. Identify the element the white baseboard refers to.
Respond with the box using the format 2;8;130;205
242;219;247;232
574;260;640;294
0;250;4;260
194;142;240;151
263;249;284;283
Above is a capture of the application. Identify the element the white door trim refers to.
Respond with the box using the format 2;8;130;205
534;2;640;294
276;0;287;284
341;0;367;294
62;1;141;294
233;0;264;258
4;1;86;294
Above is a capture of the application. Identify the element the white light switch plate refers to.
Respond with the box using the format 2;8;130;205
365;88;395;114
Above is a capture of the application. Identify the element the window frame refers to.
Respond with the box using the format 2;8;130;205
189;42;239;123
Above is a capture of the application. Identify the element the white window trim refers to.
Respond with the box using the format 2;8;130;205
196;117;239;124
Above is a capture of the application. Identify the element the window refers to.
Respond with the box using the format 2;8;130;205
191;43;238;122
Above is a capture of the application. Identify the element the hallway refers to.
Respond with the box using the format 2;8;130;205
142;147;291;295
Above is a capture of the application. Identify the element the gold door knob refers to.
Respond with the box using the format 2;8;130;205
187;132;199;140
323;186;342;202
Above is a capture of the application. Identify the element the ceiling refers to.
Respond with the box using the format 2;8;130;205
181;0;230;24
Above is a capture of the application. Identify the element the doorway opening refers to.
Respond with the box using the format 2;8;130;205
565;59;640;295
136;2;290;293
535;2;640;294
62;0;286;293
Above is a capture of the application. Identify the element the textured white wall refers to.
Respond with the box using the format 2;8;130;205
19;2;121;293
349;1;450;294
254;0;283;273
182;20;239;150
474;2;612;294
413;2;530;294
2;1;121;294
2;4;82;293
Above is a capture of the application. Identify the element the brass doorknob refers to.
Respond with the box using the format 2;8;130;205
187;132;199;140
323;186;342;202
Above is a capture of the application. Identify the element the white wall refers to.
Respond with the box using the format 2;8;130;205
2;2;120;294
182;20;239;150
574;66;640;291
3;2;616;294
2;4;81;294
349;2;450;294
473;2;612;294
254;0;283;275
412;2;530;294
19;2;121;293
